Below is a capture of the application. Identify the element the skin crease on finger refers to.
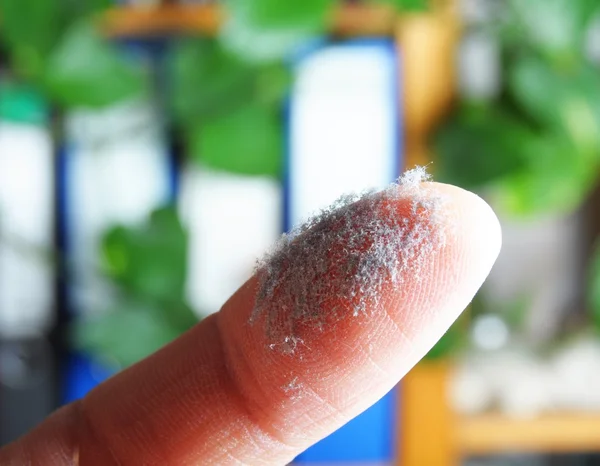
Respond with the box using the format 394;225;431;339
0;169;501;466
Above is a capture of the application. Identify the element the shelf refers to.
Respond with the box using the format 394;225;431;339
102;4;222;37
458;412;600;455
400;362;600;466
102;4;397;38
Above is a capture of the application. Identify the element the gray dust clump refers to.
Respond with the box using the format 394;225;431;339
251;167;448;353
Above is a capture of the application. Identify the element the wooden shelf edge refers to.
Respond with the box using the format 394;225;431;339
102;4;397;38
401;361;600;464
102;4;222;37
457;412;600;455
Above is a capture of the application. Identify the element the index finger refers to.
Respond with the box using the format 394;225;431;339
0;180;501;465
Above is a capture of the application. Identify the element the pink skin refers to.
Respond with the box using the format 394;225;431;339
0;182;501;465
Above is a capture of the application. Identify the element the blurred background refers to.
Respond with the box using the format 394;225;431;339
2;0;600;464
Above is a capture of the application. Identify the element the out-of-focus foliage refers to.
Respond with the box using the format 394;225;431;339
0;0;62;78
73;300;184;368
168;40;287;176
389;0;429;12
497;134;598;215
506;0;598;62
434;0;600;217
588;244;600;333
425;322;465;360
100;208;189;310
169;40;290;122
73;207;197;366
188;103;282;177
0;0;144;107
226;0;332;32
169;40;259;123
45;21;148;108
434;105;530;188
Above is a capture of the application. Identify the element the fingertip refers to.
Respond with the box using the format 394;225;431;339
426;181;502;278
393;181;502;357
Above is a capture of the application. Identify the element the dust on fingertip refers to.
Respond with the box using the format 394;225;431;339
251;167;449;354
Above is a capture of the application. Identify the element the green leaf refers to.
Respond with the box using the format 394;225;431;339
510;57;600;152
255;62;293;107
507;0;599;61
509;57;561;125
0;0;62;77
61;0;112;21
170;40;287;176
101;207;189;308
511;58;600;124
433;105;530;190
44;21;147;108
225;0;331;31
169;40;257;123
101;207;198;333
385;0;429;12
424;313;468;360
588;244;600;333
501;56;600;216
424;326;460;360
493;133;599;216
0;0;114;80
188;104;282;177
168;39;291;127
221;0;332;62
503;58;600;216
72;302;182;368
435;100;600;217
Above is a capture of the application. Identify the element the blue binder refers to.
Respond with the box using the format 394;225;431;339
296;389;397;463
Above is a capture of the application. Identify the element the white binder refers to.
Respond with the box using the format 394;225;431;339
0;122;54;337
286;40;400;230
